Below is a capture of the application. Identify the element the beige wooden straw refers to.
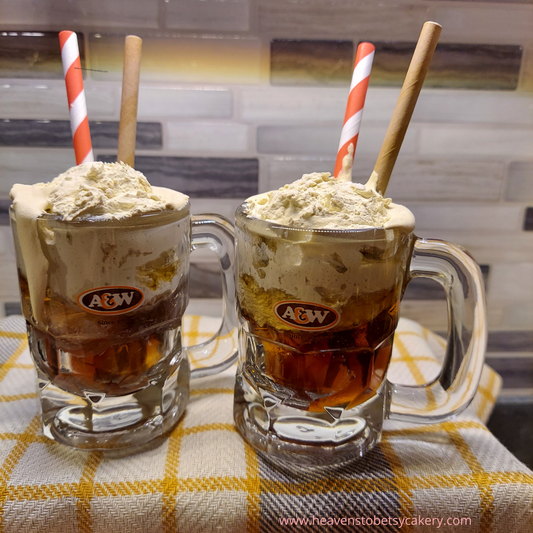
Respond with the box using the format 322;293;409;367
117;35;143;167
367;21;441;195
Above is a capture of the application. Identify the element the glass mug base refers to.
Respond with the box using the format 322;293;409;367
233;329;389;466
29;321;191;451
234;373;386;466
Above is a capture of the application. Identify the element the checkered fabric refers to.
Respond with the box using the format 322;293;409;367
0;315;531;533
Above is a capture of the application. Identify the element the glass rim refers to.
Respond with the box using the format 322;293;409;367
10;201;190;227
235;203;412;237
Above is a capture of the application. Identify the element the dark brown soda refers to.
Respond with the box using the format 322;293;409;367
20;275;187;397
242;301;399;412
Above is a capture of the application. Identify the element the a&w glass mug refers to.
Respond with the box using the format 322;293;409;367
10;203;237;450
233;205;486;464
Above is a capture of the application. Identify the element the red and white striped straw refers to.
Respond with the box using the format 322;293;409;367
333;42;375;178
59;31;94;165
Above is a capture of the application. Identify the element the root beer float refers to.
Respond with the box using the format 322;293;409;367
10;162;189;397
236;170;415;412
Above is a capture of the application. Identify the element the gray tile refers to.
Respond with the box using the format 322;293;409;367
403;264;490;300
98;155;259;199
371;42;522;90
270;39;353;86
430;0;533;4
189;263;222;299
487;331;533;352
487;397;533;470
485;357;533;389
0;199;10;226
506;162;533;202
0;31;86;79
4;302;21;316
403;278;445;300
0;120;162;149
524;207;533;231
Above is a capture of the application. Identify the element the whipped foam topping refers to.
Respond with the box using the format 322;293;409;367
10;161;187;221
245;172;414;231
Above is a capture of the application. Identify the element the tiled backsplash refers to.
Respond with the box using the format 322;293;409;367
0;0;532;392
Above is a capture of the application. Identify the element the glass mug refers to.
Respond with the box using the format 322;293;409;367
10;204;237;450
233;205;486;464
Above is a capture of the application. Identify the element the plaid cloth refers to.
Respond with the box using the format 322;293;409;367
0;315;531;533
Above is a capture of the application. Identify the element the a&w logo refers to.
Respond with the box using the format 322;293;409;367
274;301;340;331
77;286;144;315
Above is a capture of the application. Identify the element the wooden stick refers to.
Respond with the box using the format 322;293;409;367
367;21;441;195
117;35;143;167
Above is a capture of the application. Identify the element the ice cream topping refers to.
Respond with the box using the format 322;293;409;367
245;172;414;231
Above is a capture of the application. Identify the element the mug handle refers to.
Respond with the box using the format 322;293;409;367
187;214;239;379
387;237;487;423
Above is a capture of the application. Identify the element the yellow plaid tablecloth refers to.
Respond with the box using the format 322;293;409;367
0;315;531;533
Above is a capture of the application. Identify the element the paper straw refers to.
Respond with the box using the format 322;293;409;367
367;21;442;195
117;35;143;168
58;31;94;165
333;42;375;179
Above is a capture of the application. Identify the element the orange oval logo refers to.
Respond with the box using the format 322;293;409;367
77;286;144;315
273;301;340;331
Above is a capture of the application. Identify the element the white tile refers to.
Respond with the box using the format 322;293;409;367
400;300;504;331
257;124;418;156
501;302;533;329
2;0;158;27
265;156;504;202
190;198;243;220
419;125;533;158
413;90;533;126
505;162;533;201
166;0;250;32
0;81;116;120
0;148;78;194
265;157;335;190
489;263;533;303
166;122;249;153
403;203;523;231
428;4;533;44
409;230;533;264
139;87;232;119
241;87;354;123
259;2;428;40
0;228;16;257
0;257;22;302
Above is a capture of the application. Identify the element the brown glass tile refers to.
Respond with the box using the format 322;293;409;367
271;39;353;86
0;31;86;79
370;42;522;90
